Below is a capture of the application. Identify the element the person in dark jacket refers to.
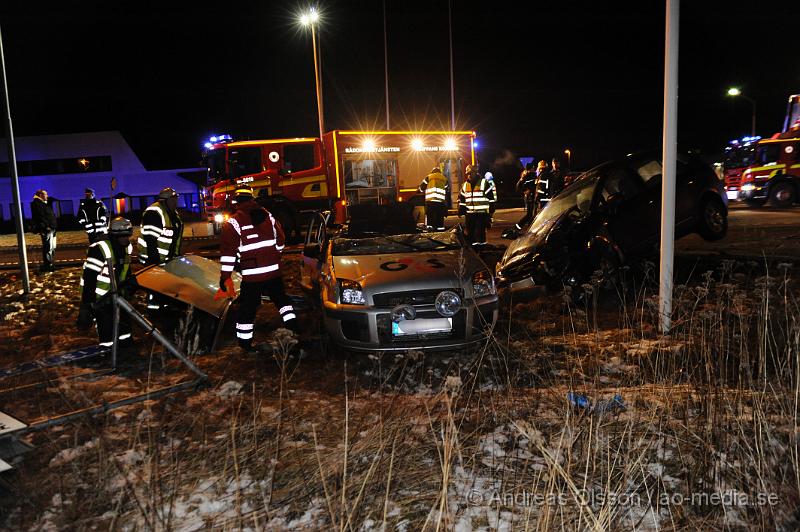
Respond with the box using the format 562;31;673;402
549;158;566;198
30;189;57;272
216;185;297;352
78;188;109;244
513;162;537;231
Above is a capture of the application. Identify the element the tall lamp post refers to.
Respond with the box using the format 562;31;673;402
727;87;756;137
300;8;324;139
563;149;571;172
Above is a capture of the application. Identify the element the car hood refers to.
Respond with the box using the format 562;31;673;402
332;249;486;296
497;210;572;282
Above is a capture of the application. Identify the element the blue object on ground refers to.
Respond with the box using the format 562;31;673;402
567;392;626;414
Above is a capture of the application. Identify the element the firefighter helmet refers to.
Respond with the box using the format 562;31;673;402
431;166;442;173
158;187;179;200
465;164;477;175
484;171;494;180
109;217;133;236
234;184;254;198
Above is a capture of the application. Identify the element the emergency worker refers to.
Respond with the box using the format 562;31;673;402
533;159;552;213
458;164;495;246
513;162;537;232
76;217;134;347
484;172;498;228
217;185;298;352
78;188;108;244
549;158;566;198
418;166;450;230
137;187;183;266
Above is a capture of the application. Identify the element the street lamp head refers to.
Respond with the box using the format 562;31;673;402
727;87;741;97
300;7;320;26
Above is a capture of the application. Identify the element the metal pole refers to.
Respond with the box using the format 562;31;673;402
750;98;756;137
0;25;29;294
107;257;120;369
448;0;455;130
659;0;679;335
311;24;325;139
383;0;390;129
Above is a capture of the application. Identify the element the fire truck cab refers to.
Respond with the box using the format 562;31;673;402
738;137;800;207
202;130;477;235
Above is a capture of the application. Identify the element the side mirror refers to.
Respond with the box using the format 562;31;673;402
279;168;291;177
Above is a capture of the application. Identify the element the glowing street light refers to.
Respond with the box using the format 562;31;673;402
563;148;572;171
726;87;756;137
300;8;324;139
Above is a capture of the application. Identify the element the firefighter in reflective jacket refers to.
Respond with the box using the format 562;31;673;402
76;217;134;346
137;187;183;266
418;166;450;231
77;188;108;244
458;164;496;246
217;185;298;352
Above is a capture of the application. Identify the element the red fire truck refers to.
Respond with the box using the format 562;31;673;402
726;94;800;207
202;130;477;235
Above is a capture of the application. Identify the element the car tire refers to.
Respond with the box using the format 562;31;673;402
697;197;728;241
769;182;796;209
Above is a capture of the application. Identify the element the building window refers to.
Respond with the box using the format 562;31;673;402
0;155;113;177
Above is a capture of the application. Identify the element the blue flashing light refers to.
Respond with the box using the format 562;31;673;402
207;134;233;145
204;142;213;149
472;139;479;149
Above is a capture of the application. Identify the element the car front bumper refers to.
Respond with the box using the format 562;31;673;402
323;297;499;352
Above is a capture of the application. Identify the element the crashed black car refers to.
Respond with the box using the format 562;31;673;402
495;150;728;290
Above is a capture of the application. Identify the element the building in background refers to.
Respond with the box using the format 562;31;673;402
0;131;204;232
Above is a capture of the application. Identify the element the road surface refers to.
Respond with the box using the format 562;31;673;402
0;204;798;270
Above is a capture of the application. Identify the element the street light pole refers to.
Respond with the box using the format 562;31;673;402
301;9;324;139
448;0;455;130
383;0;390;129
0;24;30;294
564;149;571;172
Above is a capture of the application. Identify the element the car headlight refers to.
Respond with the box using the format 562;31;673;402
741;184;755;191
435;290;461;317
339;279;366;305
214;213;225;223
472;270;496;297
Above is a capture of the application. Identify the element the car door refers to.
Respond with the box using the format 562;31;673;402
300;212;329;291
599;165;659;255
631;155;696;235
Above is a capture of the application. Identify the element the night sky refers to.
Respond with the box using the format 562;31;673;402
1;1;798;178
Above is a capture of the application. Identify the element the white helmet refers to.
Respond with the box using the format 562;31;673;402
484;171;494;180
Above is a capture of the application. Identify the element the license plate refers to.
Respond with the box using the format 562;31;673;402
392;318;452;336
726;190;738;200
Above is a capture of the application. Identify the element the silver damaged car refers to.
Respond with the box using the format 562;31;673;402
300;211;498;352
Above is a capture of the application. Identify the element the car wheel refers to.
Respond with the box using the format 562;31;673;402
697;197;728;241
769;182;796;208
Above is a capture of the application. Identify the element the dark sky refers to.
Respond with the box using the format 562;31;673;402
1;1;798;174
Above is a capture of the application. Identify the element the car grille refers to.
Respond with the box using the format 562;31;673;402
372;288;462;308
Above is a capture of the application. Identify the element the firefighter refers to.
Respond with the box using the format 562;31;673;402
78;188;109;244
484;171;498;228
418;165;450;231
137;187;183;266
512;162;537;233
76;217;134;347
533;159;552;212
216;185;298;352
458;164;495;246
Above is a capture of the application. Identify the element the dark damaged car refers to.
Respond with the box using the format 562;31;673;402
495;151;728;291
300;206;498;352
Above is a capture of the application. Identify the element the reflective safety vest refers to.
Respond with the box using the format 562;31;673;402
419;171;449;204
137;202;182;264
220;200;285;283
459;178;495;213
78;200;108;236
80;240;132;300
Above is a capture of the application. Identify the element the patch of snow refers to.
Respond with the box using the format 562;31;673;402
217;380;244;398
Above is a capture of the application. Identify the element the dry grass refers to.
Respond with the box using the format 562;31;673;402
1;257;799;530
